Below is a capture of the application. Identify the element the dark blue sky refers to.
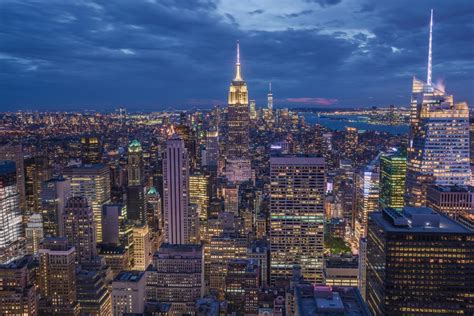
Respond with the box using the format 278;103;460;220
1;0;473;111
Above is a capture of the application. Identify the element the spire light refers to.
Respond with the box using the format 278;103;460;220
427;9;433;86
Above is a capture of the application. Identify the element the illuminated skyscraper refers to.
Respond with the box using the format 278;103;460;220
204;129;219;167
354;159;380;243
64;164;111;242
225;259;259;315
41;176;71;237
269;155;325;284
342;127;358;160
379;151;406;210
0;161;24;264
163;134;191;244
81;135;101;164
0;145;26;210
147;243;204;313
267;82;273;111
64;196;97;265
189;173;210;221
25;213;43;255
0;256;38;316
38;237;79;315
367;207;474;315
24;156;51;215
406;11;471;206
249;99;257;120
226;41;250;160
127;140;143;186
132;224;152;271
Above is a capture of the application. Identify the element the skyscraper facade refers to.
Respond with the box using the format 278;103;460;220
406;11;471;206
0;145;26;210
0;161;23;264
147;243;204;313
24;156;51;215
41;176;71;238
379;152;406;210
25;213;43;255
38;237;79;315
81;136;102;164
128;139;143;186
64;196;98;265
366;207;474;315
64;164;111;242
163;134;191;244
226;41;250;160
0;255;38;316
269;155;326;284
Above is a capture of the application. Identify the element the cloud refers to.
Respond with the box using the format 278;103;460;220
284;97;339;106
283;10;313;18
0;0;473;110
248;9;264;15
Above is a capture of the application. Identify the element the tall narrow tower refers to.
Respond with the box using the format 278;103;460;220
127;140;143;186
163;134;191;244
226;41;250;160
267;82;273;111
405;10;471;206
427;9;433;86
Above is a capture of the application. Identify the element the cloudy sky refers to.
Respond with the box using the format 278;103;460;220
1;0;473;111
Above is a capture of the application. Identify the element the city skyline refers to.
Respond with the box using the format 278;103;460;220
0;2;473;315
2;0;473;111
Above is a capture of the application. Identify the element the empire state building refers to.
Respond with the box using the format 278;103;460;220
226;41;250;159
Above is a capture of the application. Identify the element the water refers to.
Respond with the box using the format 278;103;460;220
302;113;409;135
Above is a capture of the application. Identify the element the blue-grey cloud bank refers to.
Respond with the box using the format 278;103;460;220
1;0;473;111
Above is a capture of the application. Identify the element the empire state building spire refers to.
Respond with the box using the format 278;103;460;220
234;41;243;81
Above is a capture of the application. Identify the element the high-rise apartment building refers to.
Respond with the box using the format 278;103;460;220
189;172;210;221
269;155;326;284
163;134;191;244
379;151;406;210
226;41;250;160
128;139;143;186
366;207;474;315
41;176;71;237
406;11;471;206
64;196;97;265
38;237;79;315
0;255;38;316
147;243;204;313
64;164;111;242
0;160;24;264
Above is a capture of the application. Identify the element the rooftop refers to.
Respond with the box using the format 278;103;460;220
295;285;370;316
371;207;473;234
114;271;145;283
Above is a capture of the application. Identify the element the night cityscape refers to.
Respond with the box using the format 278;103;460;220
0;1;473;315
